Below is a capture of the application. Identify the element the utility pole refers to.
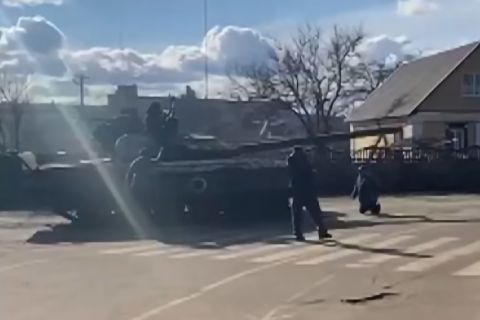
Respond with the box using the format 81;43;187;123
73;74;89;106
204;0;209;99
119;0;125;50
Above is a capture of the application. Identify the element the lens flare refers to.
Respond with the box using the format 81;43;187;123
0;9;147;238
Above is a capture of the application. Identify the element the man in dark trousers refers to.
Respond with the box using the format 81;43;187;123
288;146;332;241
352;165;381;215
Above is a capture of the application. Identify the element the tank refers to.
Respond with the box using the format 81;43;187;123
0;127;397;227
0;97;400;227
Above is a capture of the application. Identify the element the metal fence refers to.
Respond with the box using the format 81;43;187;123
351;147;480;163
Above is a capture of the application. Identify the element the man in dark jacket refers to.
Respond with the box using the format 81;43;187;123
288;147;332;241
352;165;381;214
126;148;155;214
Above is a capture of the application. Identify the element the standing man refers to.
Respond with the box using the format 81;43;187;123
287;147;332;241
145;102;165;147
125;148;155;215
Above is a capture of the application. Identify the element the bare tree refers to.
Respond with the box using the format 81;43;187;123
229;24;365;137
0;72;30;151
0;117;5;152
341;53;416;115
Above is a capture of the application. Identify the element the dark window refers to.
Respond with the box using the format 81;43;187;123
462;74;480;96
463;74;475;96
475;74;480;95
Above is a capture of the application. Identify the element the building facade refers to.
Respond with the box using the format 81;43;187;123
349;42;480;152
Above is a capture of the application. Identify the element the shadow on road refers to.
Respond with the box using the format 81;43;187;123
25;210;480;252
375;212;480;224
328;240;431;259
26;211;342;247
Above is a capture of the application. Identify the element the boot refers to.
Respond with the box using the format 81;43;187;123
295;233;306;242
318;229;332;240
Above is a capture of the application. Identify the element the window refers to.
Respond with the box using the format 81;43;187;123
475;74;480;95
462;73;480;96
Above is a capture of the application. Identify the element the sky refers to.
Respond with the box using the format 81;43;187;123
0;0;479;104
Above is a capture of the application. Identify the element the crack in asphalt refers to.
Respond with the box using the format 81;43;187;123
341;292;400;305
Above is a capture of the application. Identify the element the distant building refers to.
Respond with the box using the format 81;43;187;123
0;85;349;156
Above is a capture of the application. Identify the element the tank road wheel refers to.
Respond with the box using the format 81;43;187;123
189;177;208;195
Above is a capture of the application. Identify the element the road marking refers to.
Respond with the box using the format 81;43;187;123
130;252;334;320
0;259;47;273
397;240;480;272
135;248;185;257
213;244;290;260
99;244;163;255
454;260;480;276
249;233;377;264
260;275;335;320
358;237;458;265
170;249;218;259
294;233;381;266
345;263;364;268
250;243;322;263
296;234;408;266
127;225;441;320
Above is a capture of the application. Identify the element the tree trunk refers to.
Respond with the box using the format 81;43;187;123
0;120;5;152
13;115;21;151
322;115;331;134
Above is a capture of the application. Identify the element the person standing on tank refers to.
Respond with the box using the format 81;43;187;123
287;146;332;241
145;101;165;145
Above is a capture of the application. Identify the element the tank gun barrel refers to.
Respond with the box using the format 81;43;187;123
154;126;401;162
230;126;401;156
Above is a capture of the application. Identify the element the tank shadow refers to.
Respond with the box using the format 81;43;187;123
26;211;341;246
26;210;480;249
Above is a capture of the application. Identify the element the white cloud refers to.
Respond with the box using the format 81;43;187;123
397;0;439;16
359;35;415;65
292;0;480;55
0;16;279;102
63;47;201;85
0;16;276;90
204;26;276;69
3;0;63;7
0;16;67;76
2;16;65;54
62;24;277;85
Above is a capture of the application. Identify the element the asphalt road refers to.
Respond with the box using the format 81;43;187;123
2;195;480;320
